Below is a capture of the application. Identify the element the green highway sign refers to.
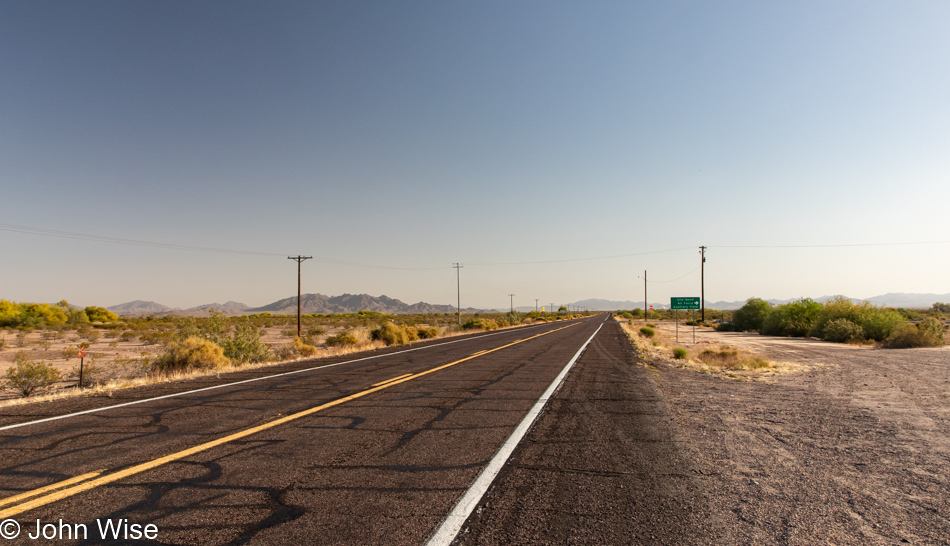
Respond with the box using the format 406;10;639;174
671;297;700;310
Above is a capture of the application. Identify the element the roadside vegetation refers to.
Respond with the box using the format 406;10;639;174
0;300;591;401
617;318;776;374
716;297;948;348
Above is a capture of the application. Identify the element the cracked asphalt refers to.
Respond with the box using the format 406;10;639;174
2;316;624;544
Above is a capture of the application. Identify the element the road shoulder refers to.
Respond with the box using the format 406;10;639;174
458;320;728;544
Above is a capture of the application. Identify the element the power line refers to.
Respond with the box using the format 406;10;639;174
467;247;696;266
713;241;950;249
8;221;945;274
647;266;701;284
0;222;446;270
0;222;285;257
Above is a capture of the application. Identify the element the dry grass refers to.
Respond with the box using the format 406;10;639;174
0;317;571;406
616;318;819;380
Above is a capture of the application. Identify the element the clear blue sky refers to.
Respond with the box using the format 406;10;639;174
2;1;948;310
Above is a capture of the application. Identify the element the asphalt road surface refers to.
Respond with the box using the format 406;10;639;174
0;315;708;544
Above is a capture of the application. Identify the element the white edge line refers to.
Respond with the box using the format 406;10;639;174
425;320;605;546
0;318;593;434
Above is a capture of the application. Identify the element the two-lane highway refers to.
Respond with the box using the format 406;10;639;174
1;315;607;544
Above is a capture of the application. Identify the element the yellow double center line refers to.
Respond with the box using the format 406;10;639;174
0;323;576;519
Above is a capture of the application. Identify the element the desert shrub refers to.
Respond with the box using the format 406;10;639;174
896;308;927;321
0;300;20;327
292;336;318;357
67;308;90;326
4;302;69;328
416;326;439;339
856;308;905;342
639;327;655;338
672;347;688;359
84;306;118;323
741;357;771;369
84;329;100;343
15;332;27;347
810;296;857;337
371;322;418;346
462;318;499;331
5;352;61;396
731;298;773;332
274;345;296;360
220;319;271;363
152;337;230;373
113;353;153;376
307;327;326;336
761;298;822;337
809;296;904;342
325;331;358;347
140;330;170;345
281;329;297;337
821;318;865;343
883;317;946;348
933;302;950;315
918;316;947;339
697;347;738;365
119;331;136;342
61;346;79;360
696;347;770;370
72;359;106;388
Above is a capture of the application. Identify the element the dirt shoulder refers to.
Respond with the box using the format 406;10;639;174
632;319;950;544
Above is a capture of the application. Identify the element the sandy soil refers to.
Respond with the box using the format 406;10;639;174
0;325;379;401
625;319;950;544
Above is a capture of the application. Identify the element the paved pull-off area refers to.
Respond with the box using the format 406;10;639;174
2;315;948;544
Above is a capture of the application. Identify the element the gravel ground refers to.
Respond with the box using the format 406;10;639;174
644;323;950;544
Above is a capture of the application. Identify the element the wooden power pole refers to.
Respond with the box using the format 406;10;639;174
288;255;312;337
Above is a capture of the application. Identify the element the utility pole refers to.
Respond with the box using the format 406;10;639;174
638;270;648;323
535;299;539;313
288;256;312;337
699;246;707;323
508;294;515;313
453;263;463;326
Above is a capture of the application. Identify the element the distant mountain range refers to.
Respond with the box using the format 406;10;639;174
246;293;464;315
107;292;950;317
107;300;174;315
108;294;478;317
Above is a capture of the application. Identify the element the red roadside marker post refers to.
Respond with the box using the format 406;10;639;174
77;346;87;388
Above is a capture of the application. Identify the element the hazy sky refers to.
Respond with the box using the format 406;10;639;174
2;1;948;310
